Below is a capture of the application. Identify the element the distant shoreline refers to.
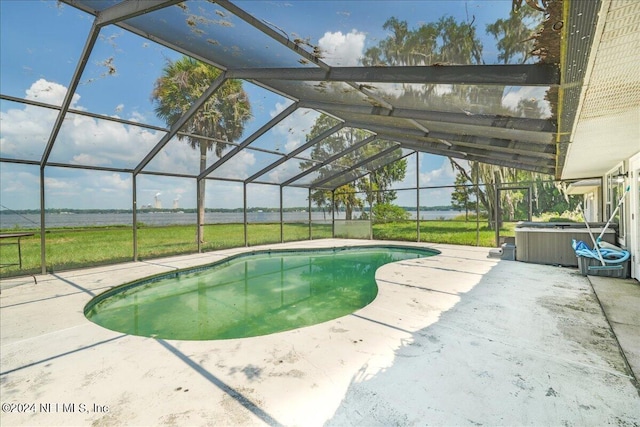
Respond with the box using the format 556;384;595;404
0;205;457;215
0;209;462;230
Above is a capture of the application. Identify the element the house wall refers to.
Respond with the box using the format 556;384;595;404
602;153;640;280
628;152;640;280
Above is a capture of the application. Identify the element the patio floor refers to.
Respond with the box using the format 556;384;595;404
1;239;639;426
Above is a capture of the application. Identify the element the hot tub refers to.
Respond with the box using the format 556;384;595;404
515;222;617;267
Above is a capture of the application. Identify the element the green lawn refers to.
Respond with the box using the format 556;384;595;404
374;219;514;246
0;220;512;278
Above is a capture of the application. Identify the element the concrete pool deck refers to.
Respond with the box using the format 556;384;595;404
1;239;639;426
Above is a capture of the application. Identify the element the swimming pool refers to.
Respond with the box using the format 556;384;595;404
85;245;439;340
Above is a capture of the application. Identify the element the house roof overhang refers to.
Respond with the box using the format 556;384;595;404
558;0;640;180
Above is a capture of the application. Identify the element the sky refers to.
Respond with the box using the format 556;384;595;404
0;0;547;210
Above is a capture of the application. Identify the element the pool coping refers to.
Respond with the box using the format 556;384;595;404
83;243;441;326
83;244;441;341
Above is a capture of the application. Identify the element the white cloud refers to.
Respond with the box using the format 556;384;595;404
419;159;456;187
0;79;191;209
0;169;38;195
501;86;551;118
0;107;55;158
143;136;200;175
394;153;456;191
43;171;132;204
229;149;256;178
1;79;292;209
318;30;365;66
2;79;165;169
207;148;256;181
45;176;76;191
128;111;146;123
25;78;80;107
71;153;111;166
270;101;287;119
420;154;456;187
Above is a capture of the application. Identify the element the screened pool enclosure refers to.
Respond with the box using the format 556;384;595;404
0;0;598;276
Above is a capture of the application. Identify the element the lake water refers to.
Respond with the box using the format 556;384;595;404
0;210;460;229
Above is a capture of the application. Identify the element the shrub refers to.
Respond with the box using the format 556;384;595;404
372;203;410;223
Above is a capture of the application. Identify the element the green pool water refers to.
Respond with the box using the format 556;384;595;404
85;245;438;340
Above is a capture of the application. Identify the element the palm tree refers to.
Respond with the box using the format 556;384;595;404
152;56;251;243
334;184;363;220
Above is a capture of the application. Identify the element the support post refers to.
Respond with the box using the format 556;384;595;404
331;190;335;238
133;174;138;261
39;168;46;275
475;166;480;247
243;183;248;247
279;186;284;243
197;178;203;253
416;153;420;242
528;185;533;222
308;188;312;240
369;191;373;240
495;186;500;247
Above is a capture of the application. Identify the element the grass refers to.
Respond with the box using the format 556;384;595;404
0;220;512;278
374;219;514;246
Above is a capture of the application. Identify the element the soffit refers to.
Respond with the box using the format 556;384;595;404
561;0;640;180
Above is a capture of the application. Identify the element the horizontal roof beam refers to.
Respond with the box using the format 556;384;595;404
377;133;554;163
373;134;469;159
348;120;555;157
228;64;560;86
466;156;555;175
395;137;555;171
425;131;555;155
346;121;429;138
434;138;556;159
299;100;557;133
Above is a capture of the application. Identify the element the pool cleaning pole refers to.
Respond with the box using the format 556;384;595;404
577;202;605;266
597;185;630;242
